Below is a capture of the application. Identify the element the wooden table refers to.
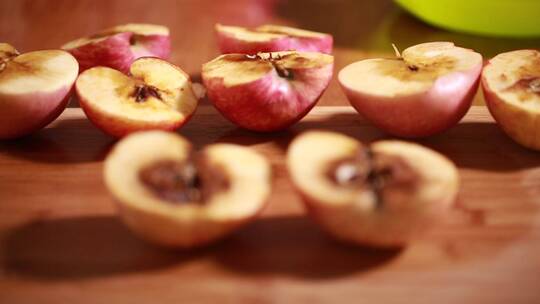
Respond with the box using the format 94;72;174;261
1;0;540;303
1;106;540;303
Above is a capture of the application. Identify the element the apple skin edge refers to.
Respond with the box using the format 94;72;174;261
482;72;540;150
340;63;483;138
78;98;194;138
203;63;334;132
216;31;333;54
0;84;74;139
67;32;171;74
114;195;268;248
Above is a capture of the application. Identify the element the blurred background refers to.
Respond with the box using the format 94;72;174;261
1;0;539;105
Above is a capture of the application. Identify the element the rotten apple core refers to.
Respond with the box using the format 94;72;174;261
326;149;419;206
139;157;230;205
132;84;162;103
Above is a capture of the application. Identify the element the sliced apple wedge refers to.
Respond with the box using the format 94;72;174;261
76;57;198;137
339;42;483;138
63;23;171;73
482;49;540;150
216;24;333;54
0;43;78;139
104;131;271;248
202;51;333;132
287;131;459;247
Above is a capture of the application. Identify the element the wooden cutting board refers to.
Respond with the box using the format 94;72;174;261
1;106;539;304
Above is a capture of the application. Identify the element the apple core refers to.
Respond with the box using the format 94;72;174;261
326;149;419;206
139;157;230;205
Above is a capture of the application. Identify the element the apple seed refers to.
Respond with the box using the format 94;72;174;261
132;84;162;103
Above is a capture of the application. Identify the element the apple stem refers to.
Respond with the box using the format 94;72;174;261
391;43;402;59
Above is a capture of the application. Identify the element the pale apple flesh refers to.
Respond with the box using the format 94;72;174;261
76;57;198;138
104;131;271;248
339;42;483;138
287;131;459;247
482;49;540;150
0;43;79;139
202;51;333;132
62;23;171;73
216;24;333;54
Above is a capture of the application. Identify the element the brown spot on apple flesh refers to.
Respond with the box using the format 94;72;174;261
377;56;456;82
132;84;162;103
327;148;419;207
139;155;230;205
504;53;540;101
0;51;19;73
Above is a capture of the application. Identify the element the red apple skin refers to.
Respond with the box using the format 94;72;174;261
78;98;194;138
66;32;171;74
340;64;482;138
203;64;333;132
0;85;73;139
217;32;333;55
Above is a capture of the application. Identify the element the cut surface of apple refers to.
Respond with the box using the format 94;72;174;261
339;42;483;138
482;49;540;150
62;23;170;73
104;131;271;248
216;24;333;54
76;57;198;137
202;51;333;132
0;43;78;139
287;131;459;247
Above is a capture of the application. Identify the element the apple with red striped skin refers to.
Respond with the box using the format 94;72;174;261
482;49;540;150
216;24;333;54
339;42;483;138
0;43;78;139
76;57;199;138
287;131;459;247
63;23;171;74
202;51;333;132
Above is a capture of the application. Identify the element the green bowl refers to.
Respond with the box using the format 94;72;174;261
395;0;540;37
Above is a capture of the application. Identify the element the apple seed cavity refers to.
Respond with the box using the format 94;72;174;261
132;84;162;103
0;50;19;73
139;155;230;205
327;148;419;207
245;53;293;79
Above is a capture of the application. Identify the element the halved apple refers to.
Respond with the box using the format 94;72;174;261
216;24;333;54
104;131;271;248
63;23;171;73
202;51;333;132
482;49;540;150
287;131;459;247
0;43;78;139
76;57;198;138
339;42;483;138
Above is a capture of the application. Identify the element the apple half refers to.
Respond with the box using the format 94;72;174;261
76;57;198;138
482;49;540;150
0;43;78;139
339;42;483;138
216;24;333;54
287;131;459;247
202;51;333;132
62;23;171;73
104;131;271;248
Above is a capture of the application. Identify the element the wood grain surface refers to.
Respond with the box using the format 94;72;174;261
1;106;540;303
1;0;540;303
